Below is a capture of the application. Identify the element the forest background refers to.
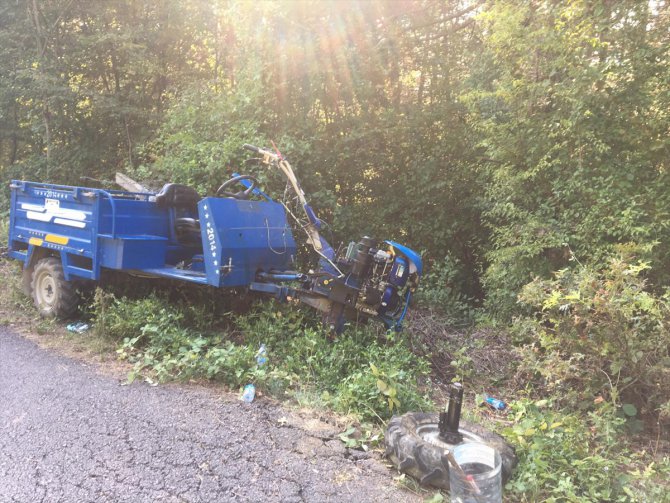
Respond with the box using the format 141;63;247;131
2;0;669;318
1;1;669;500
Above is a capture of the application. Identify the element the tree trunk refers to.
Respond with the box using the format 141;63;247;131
28;0;51;177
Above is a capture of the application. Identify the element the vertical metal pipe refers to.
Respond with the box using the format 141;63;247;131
351;236;375;278
439;382;464;444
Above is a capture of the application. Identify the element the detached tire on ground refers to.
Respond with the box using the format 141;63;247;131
31;257;79;318
385;412;517;490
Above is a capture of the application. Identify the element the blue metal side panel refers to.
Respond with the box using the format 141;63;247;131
7;181;21;263
8;181;98;279
198;197;297;288
8;181;175;280
96;196;172;270
99;235;168;270
97;198;171;238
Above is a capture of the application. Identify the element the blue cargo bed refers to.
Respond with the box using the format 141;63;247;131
8;180;297;287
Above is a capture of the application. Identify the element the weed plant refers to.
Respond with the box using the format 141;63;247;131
0;215;8;248
504;246;670;501
516;248;670;422
413;255;477;326
92;291;432;422
503;398;670;502
236;306;432;420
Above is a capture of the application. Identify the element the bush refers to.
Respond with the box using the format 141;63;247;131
504;398;670;502
414;255;477;325
516;250;670;421
93;290;180;343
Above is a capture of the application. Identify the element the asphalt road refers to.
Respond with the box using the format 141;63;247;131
0;328;417;503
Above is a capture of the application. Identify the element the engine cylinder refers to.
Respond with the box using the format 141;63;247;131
351;236;376;279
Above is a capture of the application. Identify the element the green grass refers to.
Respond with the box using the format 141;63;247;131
92;290;433;422
0;221;7;247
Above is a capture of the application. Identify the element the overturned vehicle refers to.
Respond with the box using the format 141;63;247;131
7;144;421;333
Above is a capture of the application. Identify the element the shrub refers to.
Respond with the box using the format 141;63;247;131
236;304;433;421
516;251;670;421
504;398;669;502
93;290;181;343
415;255;478;325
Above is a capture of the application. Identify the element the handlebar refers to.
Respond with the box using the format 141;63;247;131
243;143;282;162
243;143;261;154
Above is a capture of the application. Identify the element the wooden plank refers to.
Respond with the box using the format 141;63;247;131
115;172;149;193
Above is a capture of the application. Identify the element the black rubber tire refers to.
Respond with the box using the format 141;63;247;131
385;412;517;490
31;257;79;318
22;265;34;297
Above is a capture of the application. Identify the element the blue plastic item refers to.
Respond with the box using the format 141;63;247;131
256;344;267;367
389;256;409;287
66;322;90;333
484;395;507;411
241;384;256;403
385;240;423;276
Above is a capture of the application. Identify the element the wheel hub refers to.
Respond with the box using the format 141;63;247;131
417;423;485;451
37;273;56;308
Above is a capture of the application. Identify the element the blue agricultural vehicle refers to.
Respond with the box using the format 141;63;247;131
7;144;422;332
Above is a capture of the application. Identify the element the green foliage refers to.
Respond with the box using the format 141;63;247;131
92;288;216;337
468;1;670;317
92;294;432;422
132;84;267;195
92;289;260;387
93;290;179;342
516;249;670;420
447;345;476;384
0;0;215;186
0;216;8;246
415;256;477;325
503;398;670;502
338;423;381;452
235;304;433;421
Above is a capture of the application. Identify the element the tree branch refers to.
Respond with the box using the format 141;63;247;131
405;1;484;32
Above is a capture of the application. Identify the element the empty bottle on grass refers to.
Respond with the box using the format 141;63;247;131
66;322;90;334
483;395;506;411
242;344;267;403
241;384;256;403
256;344;267;367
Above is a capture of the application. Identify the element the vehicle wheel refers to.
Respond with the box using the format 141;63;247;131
31;257;79;318
22;265;34;296
385;412;517;489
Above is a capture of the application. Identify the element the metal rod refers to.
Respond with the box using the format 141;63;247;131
439;382;464;444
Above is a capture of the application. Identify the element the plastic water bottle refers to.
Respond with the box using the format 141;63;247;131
66;322;90;334
241;384;256;403
256;344;267;367
449;442;502;503
484;395;506;411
